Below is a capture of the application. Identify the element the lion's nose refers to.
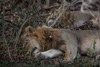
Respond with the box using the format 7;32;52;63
33;47;37;52
31;47;37;56
32;48;40;56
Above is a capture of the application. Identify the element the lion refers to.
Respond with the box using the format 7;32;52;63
46;4;100;28
20;26;100;62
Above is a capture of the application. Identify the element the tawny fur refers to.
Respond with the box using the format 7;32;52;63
20;26;61;52
46;6;99;27
29;27;61;51
20;26;100;62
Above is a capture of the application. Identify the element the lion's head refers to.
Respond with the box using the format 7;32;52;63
20;26;61;55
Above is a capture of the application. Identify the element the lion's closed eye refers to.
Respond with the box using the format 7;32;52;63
33;47;37;52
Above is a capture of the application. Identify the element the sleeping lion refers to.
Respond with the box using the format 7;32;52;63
20;26;100;62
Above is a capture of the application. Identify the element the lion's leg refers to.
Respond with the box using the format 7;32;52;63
64;44;78;62
34;49;63;59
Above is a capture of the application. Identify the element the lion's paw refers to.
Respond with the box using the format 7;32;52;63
34;53;46;60
62;60;72;64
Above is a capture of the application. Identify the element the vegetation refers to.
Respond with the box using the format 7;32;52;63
0;0;100;67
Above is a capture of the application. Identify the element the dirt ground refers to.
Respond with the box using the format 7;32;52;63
0;0;100;67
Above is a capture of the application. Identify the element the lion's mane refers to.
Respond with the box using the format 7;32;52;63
30;27;61;51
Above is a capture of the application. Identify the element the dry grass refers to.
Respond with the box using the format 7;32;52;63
0;0;100;67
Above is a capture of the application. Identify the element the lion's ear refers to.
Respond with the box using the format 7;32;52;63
25;26;34;33
42;23;52;28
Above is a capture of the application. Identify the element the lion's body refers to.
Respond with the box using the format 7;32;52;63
46;5;100;28
46;8;92;27
20;26;100;62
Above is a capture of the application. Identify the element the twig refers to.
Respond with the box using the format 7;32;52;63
4;38;14;62
43;4;60;10
71;0;82;6
50;2;71;27
14;17;31;50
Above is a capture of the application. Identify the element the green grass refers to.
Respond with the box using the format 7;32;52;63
0;58;99;67
0;60;19;67
0;0;100;67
